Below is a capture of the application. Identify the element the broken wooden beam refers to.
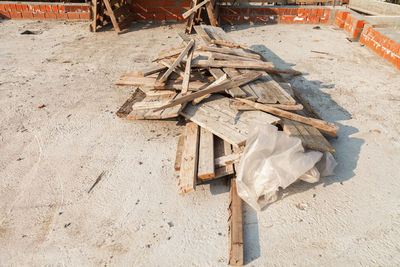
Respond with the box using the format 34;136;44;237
236;98;339;137
229;178;243;266
182;0;210;19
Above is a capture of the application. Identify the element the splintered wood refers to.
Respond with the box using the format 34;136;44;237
114;25;339;266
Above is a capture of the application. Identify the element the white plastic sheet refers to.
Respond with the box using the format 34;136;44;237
236;123;323;211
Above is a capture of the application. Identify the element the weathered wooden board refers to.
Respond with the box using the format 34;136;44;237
197;127;215;179
180;95;280;147
174;135;185;171
116;88;184;120
229;178;243;266
178;122;200;195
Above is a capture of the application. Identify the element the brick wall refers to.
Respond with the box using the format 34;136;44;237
219;7;331;24
0;2;90;20
343;13;365;39
360;25;400;71
334;10;349;28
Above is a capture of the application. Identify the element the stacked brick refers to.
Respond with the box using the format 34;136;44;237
360;25;400;71
130;0;190;21
219;7;331;24
334;10;349;28
0;2;90;20
343;13;365;39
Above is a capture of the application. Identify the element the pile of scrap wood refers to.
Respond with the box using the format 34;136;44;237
115;25;338;266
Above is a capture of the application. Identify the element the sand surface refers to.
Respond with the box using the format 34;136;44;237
0;20;399;266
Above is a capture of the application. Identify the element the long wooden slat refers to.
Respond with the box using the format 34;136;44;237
236;98;338;137
153;71;263;112
159;40;195;82
103;0;121;32
182;42;195;95
137;65;167;77
116;88;146;118
178;122;200;195
231;101;303;111
193;73;227;105
229;178;243;266
197;128;215;179
211;52;261;62
182;0;210;18
174;135;185;171
185;0;199;34
205;0;218;26
211;39;248;49
198;46;261;59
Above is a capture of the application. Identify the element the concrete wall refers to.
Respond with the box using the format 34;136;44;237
349;0;400;15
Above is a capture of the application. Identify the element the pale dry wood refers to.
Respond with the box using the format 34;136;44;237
222;68;257;99
103;0;121;32
116;88;146;118
182;0;210;18
157;44;185;58
160;40;195;82
215;152;242;167
236;98;338;137
153;71;263;112
174;135;185;171
192;59;274;70
180;95;280;147
197;128;215;179
208;68;246;98
229;178;243;266
178;122;200;195
193;25;213;44
182;42;195;95
185;0;199;34
281;119;335;153
205;0;218;26
137;65;167;77
160;60;185;78
210;52;261;62
223;142;234;174
115;74;210;91
211;39;248;49
231;101;303;111
197;46;261;59
193;73;227;105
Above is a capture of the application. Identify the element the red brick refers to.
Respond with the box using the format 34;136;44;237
3;4;10;11
80;12;90;20
0;4;4;11
10;4;17;11
40;5;46;12
56;12;67;19
324;9;330;16
45;5;52;12
280;15;294;24
320;16;329;23
308;17;320;24
22;5;28;12
277;8;284;16
355;20;364;29
284;8;291;15
45;12;57;19
250;8;265;16
67;13;81;19
27;5;34;11
58;5;65;13
33;12;45;19
34;5;41;12
16;4;23;12
0;11;11;18
22;12;34;19
304;9;311;17
10;11;23;19
317;9;324;17
290;8;298;15
298;8;305;16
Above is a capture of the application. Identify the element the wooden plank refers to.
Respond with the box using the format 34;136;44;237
153;71;263;112
103;0;121;32
182;0;210;18
180;95;280;147
160;59;185;78
192;59;274;70
185;0;199;34
159;40;195;82
231;101;303;111
198;46;261;59
116;88;146;118
281;119;335;153
206;0;218;26
211;52;261;62
155;45;185;61
215;152;242;167
229;178;243;266
178;122;200;195
193;25;213;44
210;39;248;49
197;128;215;179
137;65;167;77
182;42;195;95
174;135;185;171
115;74;210;91
236;98;338;137
193;73;227;105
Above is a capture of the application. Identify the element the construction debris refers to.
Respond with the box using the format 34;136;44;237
114;25;338;266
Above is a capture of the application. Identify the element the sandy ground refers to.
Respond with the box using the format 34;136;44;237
0;19;399;266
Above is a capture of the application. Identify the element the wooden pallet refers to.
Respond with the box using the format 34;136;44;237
90;0;133;33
